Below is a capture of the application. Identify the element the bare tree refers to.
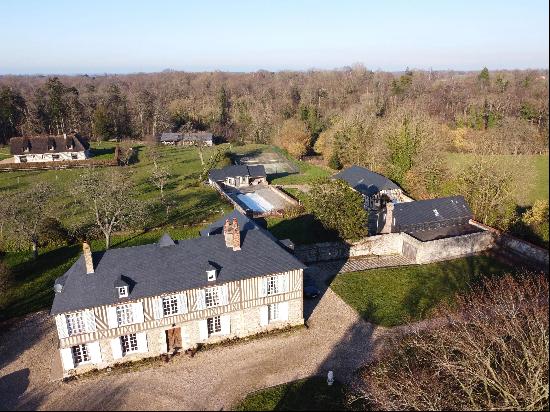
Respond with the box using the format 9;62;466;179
149;165;171;200
71;168;145;249
356;273;549;411
3;183;55;259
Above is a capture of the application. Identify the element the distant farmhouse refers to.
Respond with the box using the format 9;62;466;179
10;133;90;163
335;165;480;241
159;131;213;146
334;165;406;209
51;211;305;376
208;165;268;188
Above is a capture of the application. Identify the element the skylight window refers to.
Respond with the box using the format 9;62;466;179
433;209;440;217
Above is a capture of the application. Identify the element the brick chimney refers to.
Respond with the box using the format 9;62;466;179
232;217;241;251
380;202;394;234
223;219;233;248
82;242;94;274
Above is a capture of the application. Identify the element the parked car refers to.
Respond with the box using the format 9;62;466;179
303;274;321;299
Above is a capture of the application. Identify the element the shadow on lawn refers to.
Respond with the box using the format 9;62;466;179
400;255;515;321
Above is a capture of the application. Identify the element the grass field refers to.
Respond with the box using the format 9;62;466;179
330;255;514;327
446;153;549;206
233;377;348;411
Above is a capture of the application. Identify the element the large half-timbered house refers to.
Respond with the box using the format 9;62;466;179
51;212;305;376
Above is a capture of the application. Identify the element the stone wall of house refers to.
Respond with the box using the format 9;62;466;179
63;297;303;376
401;231;496;264
294;230;495;264
294;233;403;263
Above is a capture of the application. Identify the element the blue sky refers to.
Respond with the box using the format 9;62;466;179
0;0;548;74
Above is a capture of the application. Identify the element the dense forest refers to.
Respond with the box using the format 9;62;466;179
0;67;548;235
0;66;547;149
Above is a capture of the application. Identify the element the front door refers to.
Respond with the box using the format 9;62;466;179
166;327;182;352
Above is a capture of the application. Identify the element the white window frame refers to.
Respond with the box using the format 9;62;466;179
207;316;222;336
268;303;280;323
116;304;134;326
204;287;220;308
120;333;139;356
71;344;91;366
162;295;179;316
66;312;86;336
266;276;279;296
117;286;128;298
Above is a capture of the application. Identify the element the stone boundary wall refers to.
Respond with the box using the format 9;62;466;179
470;220;549;268
294;233;403;263
209;180;248;216
294;227;497;265
401;230;496;264
270;185;300;206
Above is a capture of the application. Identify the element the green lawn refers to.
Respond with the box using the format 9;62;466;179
446;153;549;206
233;377;348;411
330;255;515;327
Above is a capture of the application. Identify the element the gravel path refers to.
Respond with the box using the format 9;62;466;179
0;268;387;411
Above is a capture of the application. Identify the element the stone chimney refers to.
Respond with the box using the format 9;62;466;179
232;217;241;251
223;219;233;247
380;202;394;234
82;242;94;274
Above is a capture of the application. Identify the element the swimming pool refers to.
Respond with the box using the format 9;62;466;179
236;192;274;212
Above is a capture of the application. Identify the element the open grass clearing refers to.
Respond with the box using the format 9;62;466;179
330;255;515;327
446;153;549;206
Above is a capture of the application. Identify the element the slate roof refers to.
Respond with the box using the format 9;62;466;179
407;224;482;242
392;196;473;230
160;132;182;142
334;166;401;195
51;216;305;315
160;132;213;143
208;165;266;181
200;210;262;236
10;134;89;155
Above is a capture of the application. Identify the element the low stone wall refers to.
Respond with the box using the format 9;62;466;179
470;220;549;269
209;180;249;216
401;230;496;264
294;233;403;263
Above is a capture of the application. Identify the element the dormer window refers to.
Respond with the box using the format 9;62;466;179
117;286;128;298
206;262;217;282
207;269;217;282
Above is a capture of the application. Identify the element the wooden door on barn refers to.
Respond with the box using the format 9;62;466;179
166;327;183;352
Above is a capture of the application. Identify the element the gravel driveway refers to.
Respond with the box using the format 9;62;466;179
0;266;386;411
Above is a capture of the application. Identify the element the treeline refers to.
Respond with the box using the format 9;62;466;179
0;66;547;151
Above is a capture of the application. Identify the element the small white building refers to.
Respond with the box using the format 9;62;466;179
10;133;90;163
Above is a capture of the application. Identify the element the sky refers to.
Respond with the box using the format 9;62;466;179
0;0;548;75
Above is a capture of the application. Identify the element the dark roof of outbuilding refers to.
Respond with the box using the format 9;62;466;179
50;216;305;315
406;223;482;242
160;132;213;143
392;196;473;229
10;134;89;155
160;133;182;142
208;165;266;181
334;166;401;194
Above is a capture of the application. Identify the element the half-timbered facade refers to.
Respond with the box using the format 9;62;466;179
51;213;305;376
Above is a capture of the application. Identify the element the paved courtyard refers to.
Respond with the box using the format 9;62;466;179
0;264;389;411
